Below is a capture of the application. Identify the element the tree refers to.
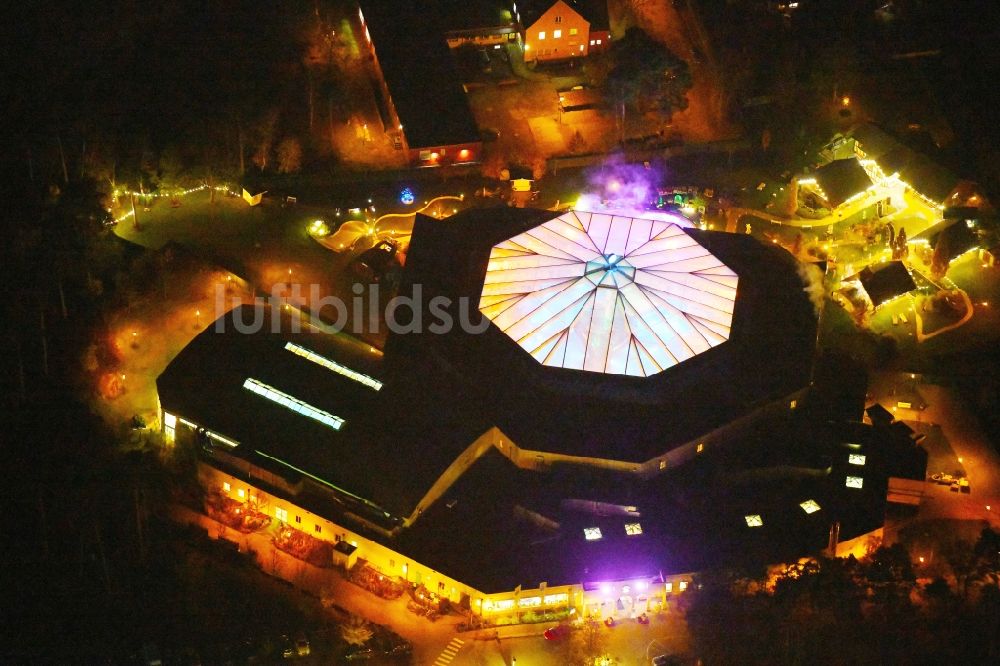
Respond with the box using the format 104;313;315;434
930;230;951;278
276;137;303;174
605;27;692;130
251;109;280;171
972;527;1000;590
339;615;373;646
559;620;611;666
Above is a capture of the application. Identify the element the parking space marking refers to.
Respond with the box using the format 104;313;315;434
433;637;465;664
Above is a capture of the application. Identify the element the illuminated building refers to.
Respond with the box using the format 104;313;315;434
520;0;610;63
158;207;921;617
479;210;737;375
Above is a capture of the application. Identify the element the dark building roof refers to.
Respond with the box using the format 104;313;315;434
850;123;961;204
359;0;481;149
850;123;899;162
866;403;895;427
912;218;981;263
520;0;610;31
879;147;958;204
388;207;819;464
156;205;909;593
157;306;491;521
435;0;515;33
813;158;873;208
857;261;916;307
395;412;895;591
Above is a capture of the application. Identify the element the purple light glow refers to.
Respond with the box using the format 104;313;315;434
577;160;670;217
600;583;612;595
637;580;648;591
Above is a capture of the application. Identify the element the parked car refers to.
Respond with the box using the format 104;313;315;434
930;473;956;485
543;624;570;641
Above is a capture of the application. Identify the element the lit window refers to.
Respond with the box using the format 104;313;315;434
223;482;231;492
543;593;569;605
579;45;584;51
625;522;643;536
799;500;821;514
696;443;705;453
745;514;763;527
164;412;177;428
518;596;541;607
570;28;578;35
315;524;322;533
538;31;546;40
243;378;345;430
275;507;288;522
659;460;666;470
846;476;864;489
665;582;673;593
205;430;239;448
584;527;603;541
493;599;515;611
596;39;602;44
237;488;245;498
284;343;382;390
554;29;562;39
589;39;595;45
849;454;866;466
679;581;688;591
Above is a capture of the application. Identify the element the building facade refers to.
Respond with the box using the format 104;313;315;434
522;0;609;63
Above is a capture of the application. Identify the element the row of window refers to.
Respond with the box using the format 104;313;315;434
745;499;824;528
224;482;322;531
583;522;643;541
538;27;579;40
483;593;569;612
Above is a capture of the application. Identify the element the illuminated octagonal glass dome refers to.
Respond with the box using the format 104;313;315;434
479;210;738;376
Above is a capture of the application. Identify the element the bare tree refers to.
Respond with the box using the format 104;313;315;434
277;137;303;174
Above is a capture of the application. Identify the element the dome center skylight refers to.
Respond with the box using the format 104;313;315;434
584;253;635;287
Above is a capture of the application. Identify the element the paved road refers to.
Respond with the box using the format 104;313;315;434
870;371;1000;530
170;504;465;665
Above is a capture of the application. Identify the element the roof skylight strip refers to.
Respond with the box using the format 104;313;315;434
284;342;382;391
243;378;345;431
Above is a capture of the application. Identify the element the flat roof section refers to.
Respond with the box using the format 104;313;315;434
389;207;819;463
157;306;491;519
359;0;481;149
